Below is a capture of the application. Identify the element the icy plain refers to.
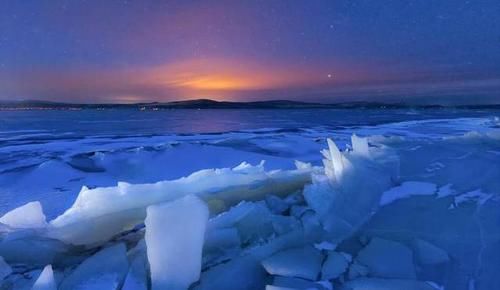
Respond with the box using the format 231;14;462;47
0;109;499;289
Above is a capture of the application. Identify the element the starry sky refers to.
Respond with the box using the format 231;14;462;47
1;0;499;104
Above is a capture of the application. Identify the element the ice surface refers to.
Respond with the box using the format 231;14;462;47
380;181;437;206
32;265;56;290
355;238;416;279
59;243;129;290
0;256;12;281
145;195;208;290
261;246;323;280
0;201;47;229
0;113;498;289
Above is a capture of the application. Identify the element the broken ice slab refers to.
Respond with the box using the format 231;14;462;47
204;227;240;252
321;251;351;280
0;201;47;229
145;195;208;290
48;162;312;246
358;194;500;290
411;239;449;265
261;246;323;280
355;237;416;279
31;265;57;290
268;276;332;290
0;230;72;266
195;256;267;290
59;243;129;290
122;254;148;290
351;134;370;158
304;136;399;243
265;195;289;214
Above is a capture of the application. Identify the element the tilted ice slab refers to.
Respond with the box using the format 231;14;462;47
304;135;399;242
47;161;313;245
0;201;47;229
380;181;437;206
261;245;323;280
145;195;209;290
59;243;129;290
32;265;57;290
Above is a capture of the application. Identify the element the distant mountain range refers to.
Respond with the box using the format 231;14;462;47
0;99;498;110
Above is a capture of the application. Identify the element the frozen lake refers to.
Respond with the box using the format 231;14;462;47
0;108;499;289
0;108;497;218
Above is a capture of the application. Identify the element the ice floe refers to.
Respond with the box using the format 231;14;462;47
145;195;208;290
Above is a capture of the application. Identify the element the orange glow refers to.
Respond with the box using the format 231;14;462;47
4;57;369;102
144;58;334;93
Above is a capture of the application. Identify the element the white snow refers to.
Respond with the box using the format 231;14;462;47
145;195;209;290
0;201;47;229
380;181;437;206
32;265;57;290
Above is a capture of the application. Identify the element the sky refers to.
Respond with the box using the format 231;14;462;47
0;0;499;104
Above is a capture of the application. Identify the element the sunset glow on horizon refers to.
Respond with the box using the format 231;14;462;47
1;1;499;104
